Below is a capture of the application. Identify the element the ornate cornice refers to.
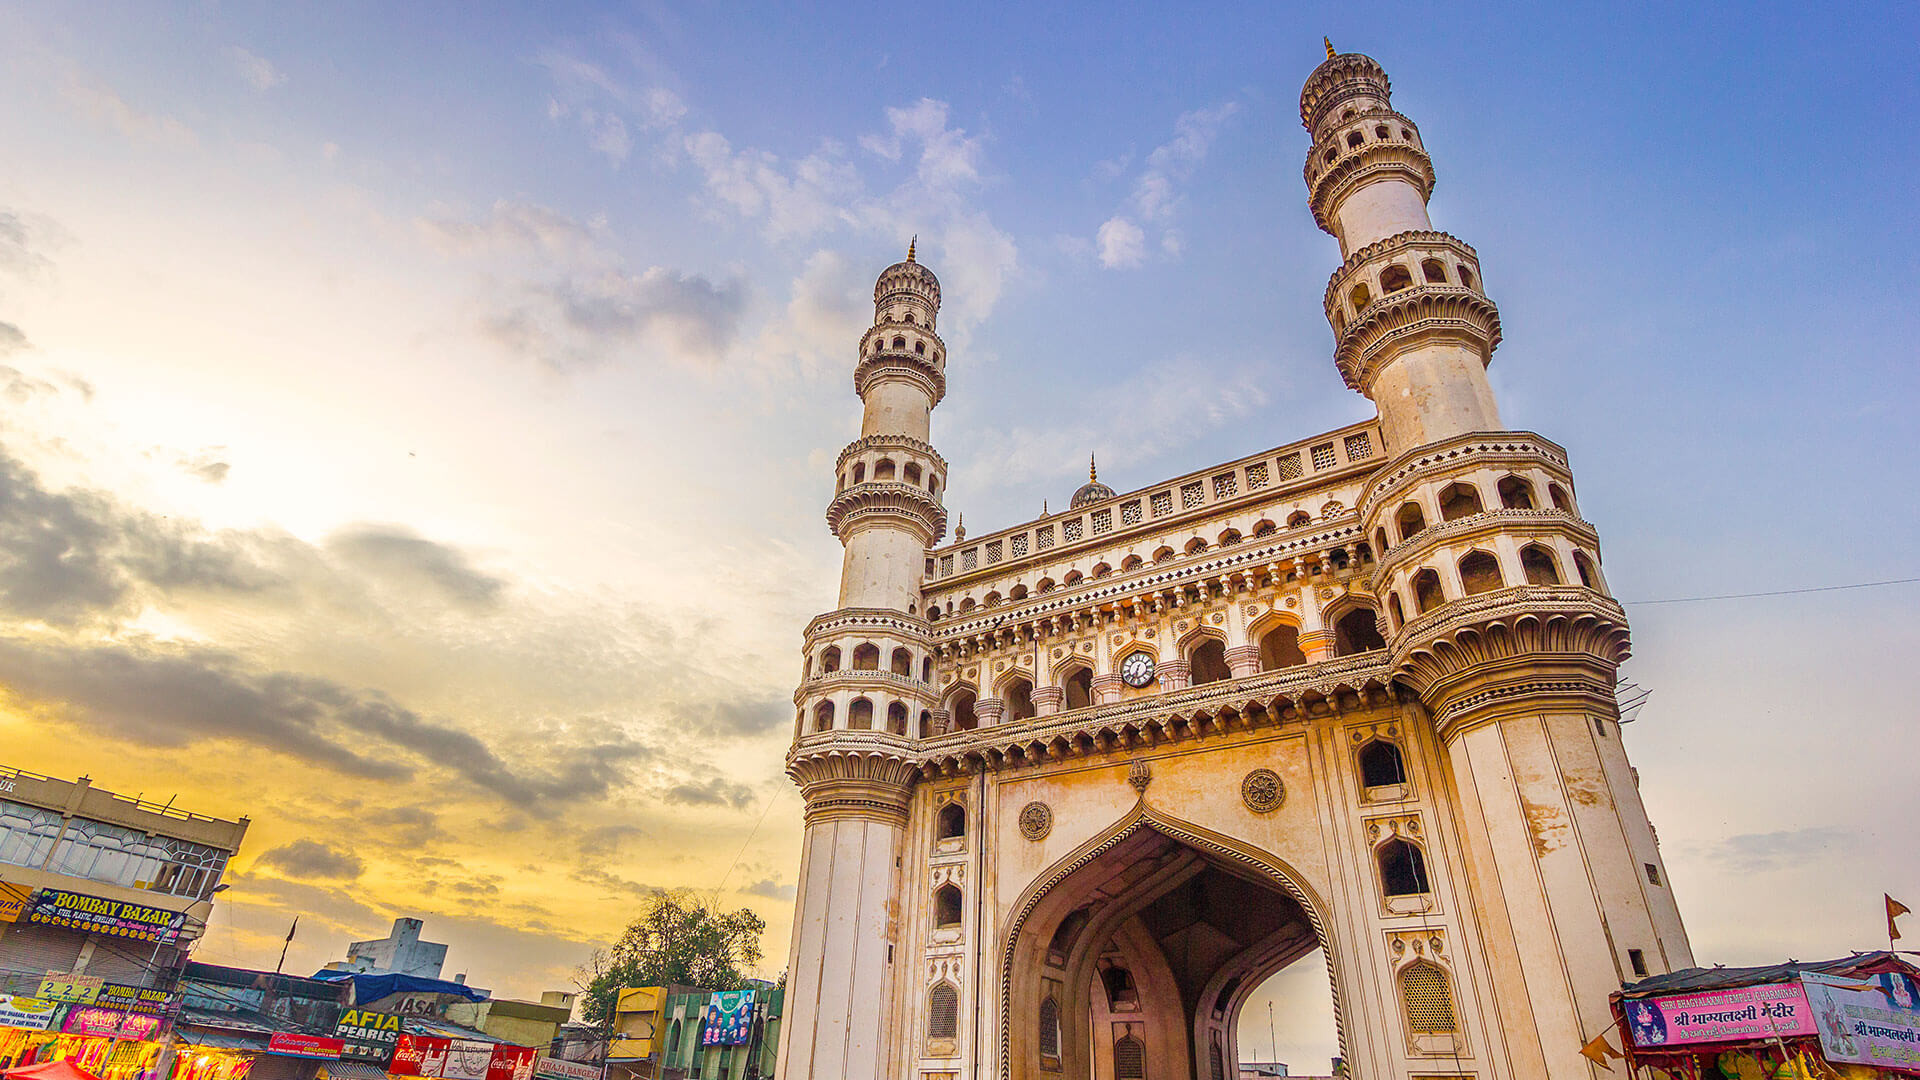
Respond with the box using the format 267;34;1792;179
1307;142;1437;235
835;433;948;474
1300;52;1391;130
1357;431;1570;523
794;668;939;706
853;352;947;407
1322;230;1480;317
1333;286;1501;393
874;261;942;307
825;481;947;542
805;607;931;640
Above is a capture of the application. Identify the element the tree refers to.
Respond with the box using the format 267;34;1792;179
575;890;767;1032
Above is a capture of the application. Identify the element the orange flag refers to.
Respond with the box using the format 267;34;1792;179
1891;894;1912;942
1580;1029;1625;1069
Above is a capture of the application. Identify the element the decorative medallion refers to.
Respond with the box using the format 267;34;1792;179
1241;769;1285;813
1210;612;1225;624
1244;605;1261;618
1018;801;1053;841
1127;758;1153;795
1285;597;1297;608
1119;651;1156;688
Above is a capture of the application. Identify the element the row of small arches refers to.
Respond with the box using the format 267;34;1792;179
810;643;935;681
1342;258;1475;321
1386;543;1600;633
1320;118;1417;165
839;457;941;495
1381;474;1572;551
809;697;926;735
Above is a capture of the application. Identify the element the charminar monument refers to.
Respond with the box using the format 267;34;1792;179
777;46;1692;1080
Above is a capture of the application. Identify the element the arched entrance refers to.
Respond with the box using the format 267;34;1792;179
1002;807;1342;1080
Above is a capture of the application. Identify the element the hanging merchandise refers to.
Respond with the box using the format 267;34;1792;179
169;1047;255;1080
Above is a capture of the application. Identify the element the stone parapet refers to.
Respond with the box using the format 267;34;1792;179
853;351;946;407
835;433;949;474
1306;136;1436;236
825;480;948;543
1332;285;1501;394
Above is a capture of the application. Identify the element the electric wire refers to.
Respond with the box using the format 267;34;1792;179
1626;576;1920;606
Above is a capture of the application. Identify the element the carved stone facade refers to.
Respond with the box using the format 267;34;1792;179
776;49;1692;1080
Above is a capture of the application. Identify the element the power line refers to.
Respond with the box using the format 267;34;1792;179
1628;576;1920;606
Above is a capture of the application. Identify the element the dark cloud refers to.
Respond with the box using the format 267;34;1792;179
0;635;654;804
1710;826;1853;872
662;774;756;810
706;697;788;736
483;267;746;371
741;878;794;901
326;524;504;610
0;324;26;356
0;210;53;278
259;839;366;880
362;806;447;846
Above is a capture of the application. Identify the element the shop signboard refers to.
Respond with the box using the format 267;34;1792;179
391;1034;451;1077
25;889;185;943
36;973;104;1004
532;1056;598;1080
0;883;30;923
96;984;178;1016
0;996;59;1030
332;1008;403;1064
268;1033;345;1060
62;1006;165;1041
699;991;753;1046
1621;982;1816;1048
439;1039;495;1080
1803;971;1920;1072
484;1045;536;1080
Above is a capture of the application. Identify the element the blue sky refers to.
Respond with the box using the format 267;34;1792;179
0;2;1916;1071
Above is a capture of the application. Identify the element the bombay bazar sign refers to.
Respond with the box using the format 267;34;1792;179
25;889;186;944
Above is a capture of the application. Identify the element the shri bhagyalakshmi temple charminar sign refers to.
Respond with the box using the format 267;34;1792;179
776;48;1692;1080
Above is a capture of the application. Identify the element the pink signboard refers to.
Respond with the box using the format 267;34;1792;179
61;1006;164;1041
1623;983;1816;1048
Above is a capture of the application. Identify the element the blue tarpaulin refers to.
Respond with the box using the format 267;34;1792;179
308;971;488;1005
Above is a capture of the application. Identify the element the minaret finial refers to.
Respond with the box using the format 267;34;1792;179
1324;37;1336;60
1089;452;1098;482
907;235;917;262
954;512;964;541
1042;499;1049;517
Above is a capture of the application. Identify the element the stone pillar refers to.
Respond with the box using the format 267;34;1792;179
1032;685;1064;716
1224;645;1260;679
1296;631;1332;662
1157;659;1191;692
1091;673;1125;705
975;697;1006;727
777;749;916;1080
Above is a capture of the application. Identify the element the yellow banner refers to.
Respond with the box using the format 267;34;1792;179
0;883;29;923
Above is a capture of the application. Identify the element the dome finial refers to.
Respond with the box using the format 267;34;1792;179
1089;452;1098;482
953;512;964;541
1324;36;1336;60
907;235;917;262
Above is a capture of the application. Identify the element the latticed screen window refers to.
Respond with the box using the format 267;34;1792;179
1246;461;1269;489
1091;509;1112;535
1011;533;1029;557
927;982;960;1040
1181;481;1205;509
1209;1043;1226;1080
1036;525;1055;550
1276;453;1303;480
962;548;978;570
986;540;1002;564
1345;432;1374;460
1311;442;1338;470
1401;962;1457;1033
1213;473;1237;498
1063;518;1083;542
1121;500;1142;525
1150;491;1173;517
940;554;953;576
1038;997;1060;1057
1114;1035;1146;1078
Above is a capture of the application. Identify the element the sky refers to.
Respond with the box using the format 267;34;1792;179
0;1;1916;1072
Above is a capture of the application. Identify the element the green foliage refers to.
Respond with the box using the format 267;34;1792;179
574;890;767;1032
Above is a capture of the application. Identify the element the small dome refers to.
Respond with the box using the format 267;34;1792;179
1069;453;1113;507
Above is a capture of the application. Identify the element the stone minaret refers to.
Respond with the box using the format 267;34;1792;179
778;243;947;1080
1306;47;1693;1076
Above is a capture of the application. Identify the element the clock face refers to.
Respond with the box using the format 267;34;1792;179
1120;651;1156;688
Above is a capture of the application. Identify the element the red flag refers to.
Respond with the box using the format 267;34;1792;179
1890;894;1911;942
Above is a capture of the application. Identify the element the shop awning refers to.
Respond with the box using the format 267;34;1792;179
4;1062;108;1080
319;1064;392;1080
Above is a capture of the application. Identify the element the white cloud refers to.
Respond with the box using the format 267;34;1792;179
58;68;196;148
226;46;287;92
1096;216;1146;269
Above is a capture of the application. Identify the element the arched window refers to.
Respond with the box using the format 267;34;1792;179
1010;584;1029;600
1153;546;1175;563
1333;607;1387;655
851;462;865;484
1388;592;1405;631
874;458;896;481
1003;677;1036;722
887;702;908;734
1063;666;1094;711
1413;568;1444;613
892;336;906;349
1121;554;1143;571
1218;529;1242;547
1253;520;1277;538
1346;130;1364;148
1288;510;1313;528
852;643;880;670
984;591;1002;607
1458;550;1504;595
848;697;874;730
1497;475;1535;509
933;883;963;927
1400;962;1457;1034
914;341;926;354
1185;537;1209;555
1374;123;1391;140
927;982;959;1040
890;647;913;675
904;462;922;486
1092;562;1112;579
821;646;841;673
1573;551;1600;589
1258;623;1305;671
668;1019;682;1053
919;709;931;734
1439;482;1483;521
1102;967;1139;1010
1457;265;1475;288
1189;637;1231;685
1381;264;1413;293
1422;258;1447;284
937;802;965;841
1520;544;1561;585
1114;1034;1146;1079
1038;996;1060;1059
1037;577;1056;593
949;689;977;731
1360;740;1408;787
814;701;834;731
1375;527;1391;554
1379;838;1431;896
1396;502;1426;541
927;605;941;621
1549;482;1572;511
1063;570;1084;586
1349;282;1372;311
